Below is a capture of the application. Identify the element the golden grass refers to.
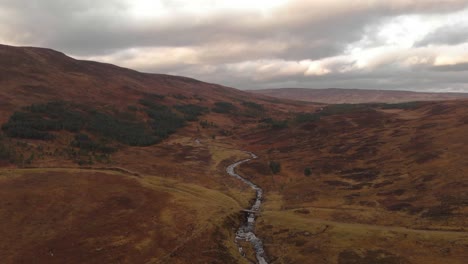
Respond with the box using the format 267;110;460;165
0;167;251;264
258;203;468;264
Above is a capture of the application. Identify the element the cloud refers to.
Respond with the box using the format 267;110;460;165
431;63;468;72
1;0;468;91
417;24;468;47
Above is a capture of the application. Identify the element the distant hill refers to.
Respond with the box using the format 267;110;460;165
0;44;244;117
250;88;468;104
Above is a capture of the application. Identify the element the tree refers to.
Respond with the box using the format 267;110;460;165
269;161;281;174
304;167;312;176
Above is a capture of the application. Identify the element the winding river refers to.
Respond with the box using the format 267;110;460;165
226;152;268;264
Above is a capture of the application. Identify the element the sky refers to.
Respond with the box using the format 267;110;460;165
1;0;468;92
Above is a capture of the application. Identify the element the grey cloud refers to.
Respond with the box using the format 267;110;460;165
416;24;468;47
1;0;468;92
2;0;467;57
430;63;468;72
141;57;468;92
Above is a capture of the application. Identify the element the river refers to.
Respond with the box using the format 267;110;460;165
226;152;268;264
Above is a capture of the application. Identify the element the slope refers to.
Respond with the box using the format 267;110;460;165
237;100;468;263
0;44;315;264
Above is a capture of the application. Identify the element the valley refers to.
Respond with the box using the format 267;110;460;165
0;45;467;264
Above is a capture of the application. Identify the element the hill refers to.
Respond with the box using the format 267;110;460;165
0;44;467;264
0;44;311;121
238;100;468;263
0;44;314;264
251;88;468;104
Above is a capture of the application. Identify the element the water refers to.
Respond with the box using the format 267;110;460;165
226;152;268;264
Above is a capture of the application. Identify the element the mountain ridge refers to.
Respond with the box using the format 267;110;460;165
251;87;468;104
0;44;250;111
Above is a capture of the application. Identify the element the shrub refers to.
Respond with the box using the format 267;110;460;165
71;133;116;153
269;161;281;174
320;104;372;116
379;102;422;110
2;101;86;140
2;99;194;147
174;104;209;121
0;142;15;161
212;101;236;113
172;94;188;100
241;101;265;118
26;101;84;131
87;112;157;146
295;113;321;123
271;120;288;129
304;167;312;176
242;101;264;111
127;105;138;111
2;112;55;140
143;93;165;101
200;120;209;128
2;101;159;146
140;100;185;140
260;118;273;123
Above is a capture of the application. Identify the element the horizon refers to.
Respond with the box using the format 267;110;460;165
1;0;468;92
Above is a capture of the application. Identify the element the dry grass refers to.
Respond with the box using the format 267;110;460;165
0;167;251;264
258;209;468;264
238;100;468;263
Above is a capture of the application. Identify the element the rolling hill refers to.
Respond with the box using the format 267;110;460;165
0;44;314;264
237;100;468;263
251;88;468;104
0;44;467;264
0;44;298;122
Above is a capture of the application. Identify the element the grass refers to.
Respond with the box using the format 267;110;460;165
258;196;468;264
235;100;468;263
0;167;250;264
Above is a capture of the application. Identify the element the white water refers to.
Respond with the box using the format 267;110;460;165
226;152;268;264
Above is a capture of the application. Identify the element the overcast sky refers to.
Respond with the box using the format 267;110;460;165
1;0;468;92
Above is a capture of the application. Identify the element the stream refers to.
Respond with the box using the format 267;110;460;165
226;152;268;264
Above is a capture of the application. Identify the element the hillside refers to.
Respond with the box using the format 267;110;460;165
251;88;468;104
238;100;468;263
0;44;315;264
0;44;312;123
0;45;467;264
